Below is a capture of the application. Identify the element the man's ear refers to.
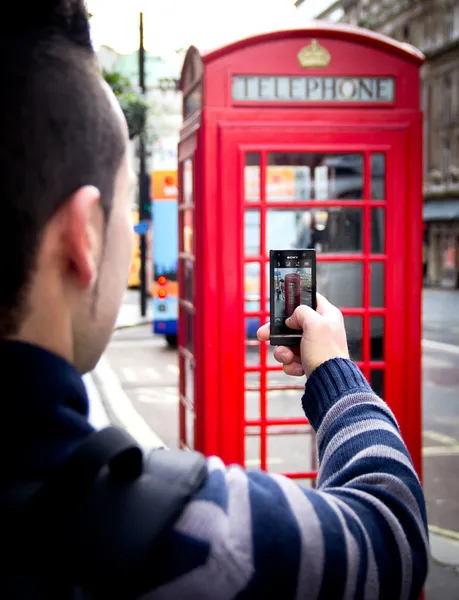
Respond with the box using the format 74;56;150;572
61;185;102;289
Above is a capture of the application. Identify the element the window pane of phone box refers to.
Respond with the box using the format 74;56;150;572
244;427;316;484
245;372;260;420
266;209;363;253
371;208;385;254
317;262;363;308
245;428;261;470
185;310;194;353
183;259;194;303
185;406;195;450
246;317;260;342
344;316;362;361
266;372;306;420
245;340;260;367
371;316;384;361
245;153;260;202
266;153;364;201
371;153;385;200
245;263;260;311
371;262;384;307
370;370;384;398
267;429;316;476
183;209;194;254
245;210;260;256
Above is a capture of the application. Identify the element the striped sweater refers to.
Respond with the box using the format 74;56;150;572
144;359;429;600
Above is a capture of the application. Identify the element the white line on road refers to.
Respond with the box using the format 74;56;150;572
146;367;160;381
423;356;454;369
92;356;166;449
423;445;459;457
167;364;179;376
423;430;459;446
121;367;138;383
422;339;459;356
138;393;178;405
110;338;165;349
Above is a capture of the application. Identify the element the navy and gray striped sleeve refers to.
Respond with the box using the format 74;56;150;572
143;359;429;600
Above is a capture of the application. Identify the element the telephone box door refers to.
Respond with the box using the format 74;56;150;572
217;123;421;481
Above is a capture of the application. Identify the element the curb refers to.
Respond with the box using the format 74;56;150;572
90;355;166;450
429;528;459;568
83;373;111;430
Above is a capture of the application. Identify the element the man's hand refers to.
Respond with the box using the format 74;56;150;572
257;293;349;378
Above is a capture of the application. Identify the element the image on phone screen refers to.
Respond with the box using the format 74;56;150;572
270;249;316;346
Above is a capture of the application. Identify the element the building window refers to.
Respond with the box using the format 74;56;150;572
403;24;411;42
443;139;451;175
444;75;452;124
422;17;433;49
445;8;454;40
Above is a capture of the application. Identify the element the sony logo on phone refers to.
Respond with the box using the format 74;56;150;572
287;255;298;259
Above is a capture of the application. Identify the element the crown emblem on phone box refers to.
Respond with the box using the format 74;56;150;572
297;39;331;68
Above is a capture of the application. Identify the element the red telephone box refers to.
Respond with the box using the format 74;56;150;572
285;273;301;317
177;24;425;482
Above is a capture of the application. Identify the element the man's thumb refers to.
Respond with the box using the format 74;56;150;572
285;304;318;331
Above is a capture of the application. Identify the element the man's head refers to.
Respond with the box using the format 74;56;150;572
0;0;135;373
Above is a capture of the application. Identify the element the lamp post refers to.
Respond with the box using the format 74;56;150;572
138;10;148;317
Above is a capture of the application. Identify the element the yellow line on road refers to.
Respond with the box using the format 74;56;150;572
429;524;459;542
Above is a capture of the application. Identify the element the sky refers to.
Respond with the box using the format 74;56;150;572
87;0;336;56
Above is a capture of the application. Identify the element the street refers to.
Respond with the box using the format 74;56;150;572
90;288;459;598
422;290;459;535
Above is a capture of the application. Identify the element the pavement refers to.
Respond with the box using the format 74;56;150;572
86;288;459;598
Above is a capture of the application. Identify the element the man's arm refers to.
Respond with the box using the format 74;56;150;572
144;359;428;600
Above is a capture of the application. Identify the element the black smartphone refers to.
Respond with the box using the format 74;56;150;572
269;249;316;346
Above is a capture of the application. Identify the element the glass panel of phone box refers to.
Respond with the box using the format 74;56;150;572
244;152;386;479
180;158;196;450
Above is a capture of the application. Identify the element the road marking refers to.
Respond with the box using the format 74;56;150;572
423;339;459;356
92;356;166;449
121;367;138;383
423;430;459;446
434;416;459;427
423;356;454;369
138;393;178;406
110;338;165;349
429;524;459;543
422;445;459;457
167;364;179;376
245;457;284;467
146;367;160;381
165;386;179;394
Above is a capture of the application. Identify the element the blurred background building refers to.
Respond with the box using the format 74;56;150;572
97;45;182;176
296;0;459;288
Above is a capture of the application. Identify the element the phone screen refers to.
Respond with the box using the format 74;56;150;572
269;249;316;346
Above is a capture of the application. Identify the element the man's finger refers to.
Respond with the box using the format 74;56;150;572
316;292;343;321
285;304;320;332
283;361;305;377
316;292;331;316
257;323;270;341
273;346;296;365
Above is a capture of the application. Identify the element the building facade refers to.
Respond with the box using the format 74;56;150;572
97;45;183;178
296;0;459;287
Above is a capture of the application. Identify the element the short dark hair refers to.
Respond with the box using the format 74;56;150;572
0;0;126;336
